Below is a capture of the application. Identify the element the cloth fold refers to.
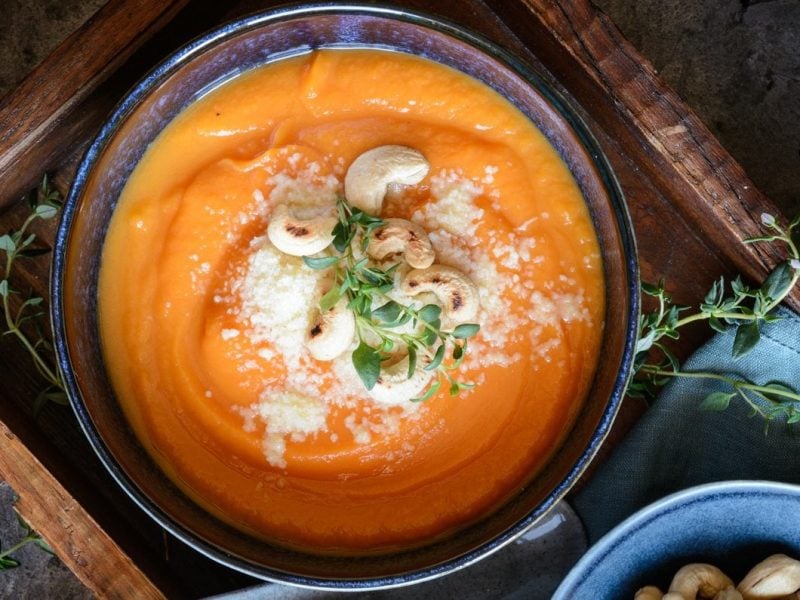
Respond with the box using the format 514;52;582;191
572;305;800;544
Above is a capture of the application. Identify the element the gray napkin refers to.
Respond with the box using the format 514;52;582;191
572;306;800;544
209;502;586;599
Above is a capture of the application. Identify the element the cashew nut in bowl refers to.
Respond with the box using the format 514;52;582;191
659;591;742;600
366;218;435;269
400;265;480;325
634;555;800;600
368;355;433;406
714;588;744;600
344;145;430;215
668;564;736;599
737;554;800;599
635;586;665;600
306;296;356;361
267;203;337;256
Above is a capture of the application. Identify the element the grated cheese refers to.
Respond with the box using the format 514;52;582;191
222;154;594;469
416;169;485;238
256;391;328;469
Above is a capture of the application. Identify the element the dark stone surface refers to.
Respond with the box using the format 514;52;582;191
595;0;800;216
0;0;107;96
0;483;91;599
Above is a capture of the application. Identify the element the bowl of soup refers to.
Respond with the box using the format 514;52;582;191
52;3;638;587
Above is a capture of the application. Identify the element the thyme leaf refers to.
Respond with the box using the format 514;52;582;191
452;323;480;339
1;175;65;410
352;341;381;390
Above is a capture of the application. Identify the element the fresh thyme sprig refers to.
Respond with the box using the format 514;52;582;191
0;177;62;571
630;212;800;421
0;515;53;570
0;175;66;410
303;197;479;401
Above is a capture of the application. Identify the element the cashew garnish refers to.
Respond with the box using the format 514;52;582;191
737;554;800;599
668;564;736;600
344;145;430;215
368;355;433;406
400;265;480;325
267;204;337;256
306;296;355;361
366;218;435;269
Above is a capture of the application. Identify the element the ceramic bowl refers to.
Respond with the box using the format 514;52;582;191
554;480;800;599
52;3;638;588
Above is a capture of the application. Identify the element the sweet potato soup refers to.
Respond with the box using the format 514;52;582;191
98;49;605;552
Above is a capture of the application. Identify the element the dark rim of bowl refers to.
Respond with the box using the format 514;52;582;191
51;1;640;590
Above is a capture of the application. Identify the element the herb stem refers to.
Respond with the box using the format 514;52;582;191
5;323;61;388
0;175;65;399
675;309;758;329
783;230;799;259
3;214;35;275
1;285;61;391
657;284;666;322
640;365;800;403
0;534;39;560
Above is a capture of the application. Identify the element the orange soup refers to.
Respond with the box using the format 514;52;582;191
98;49;604;552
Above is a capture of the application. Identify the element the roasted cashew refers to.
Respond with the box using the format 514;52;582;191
306;296;356;361
635;586;665;600
400;265;480;325
366;218;435;269
668;564;735;599
267;204;337;256
368;355;433;406
737;554;800;599
344;145;430;215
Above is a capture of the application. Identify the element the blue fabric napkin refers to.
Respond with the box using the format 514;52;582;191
572;305;800;544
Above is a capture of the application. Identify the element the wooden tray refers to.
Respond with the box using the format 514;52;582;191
1;0;796;596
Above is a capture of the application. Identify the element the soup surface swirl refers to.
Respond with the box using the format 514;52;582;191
98;49;605;551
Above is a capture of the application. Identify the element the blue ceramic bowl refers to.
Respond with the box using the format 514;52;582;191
554;481;800;599
52;3;638;588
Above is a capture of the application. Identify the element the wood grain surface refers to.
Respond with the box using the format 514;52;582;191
0;415;165;598
0;0;190;211
0;0;796;595
487;0;800;311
